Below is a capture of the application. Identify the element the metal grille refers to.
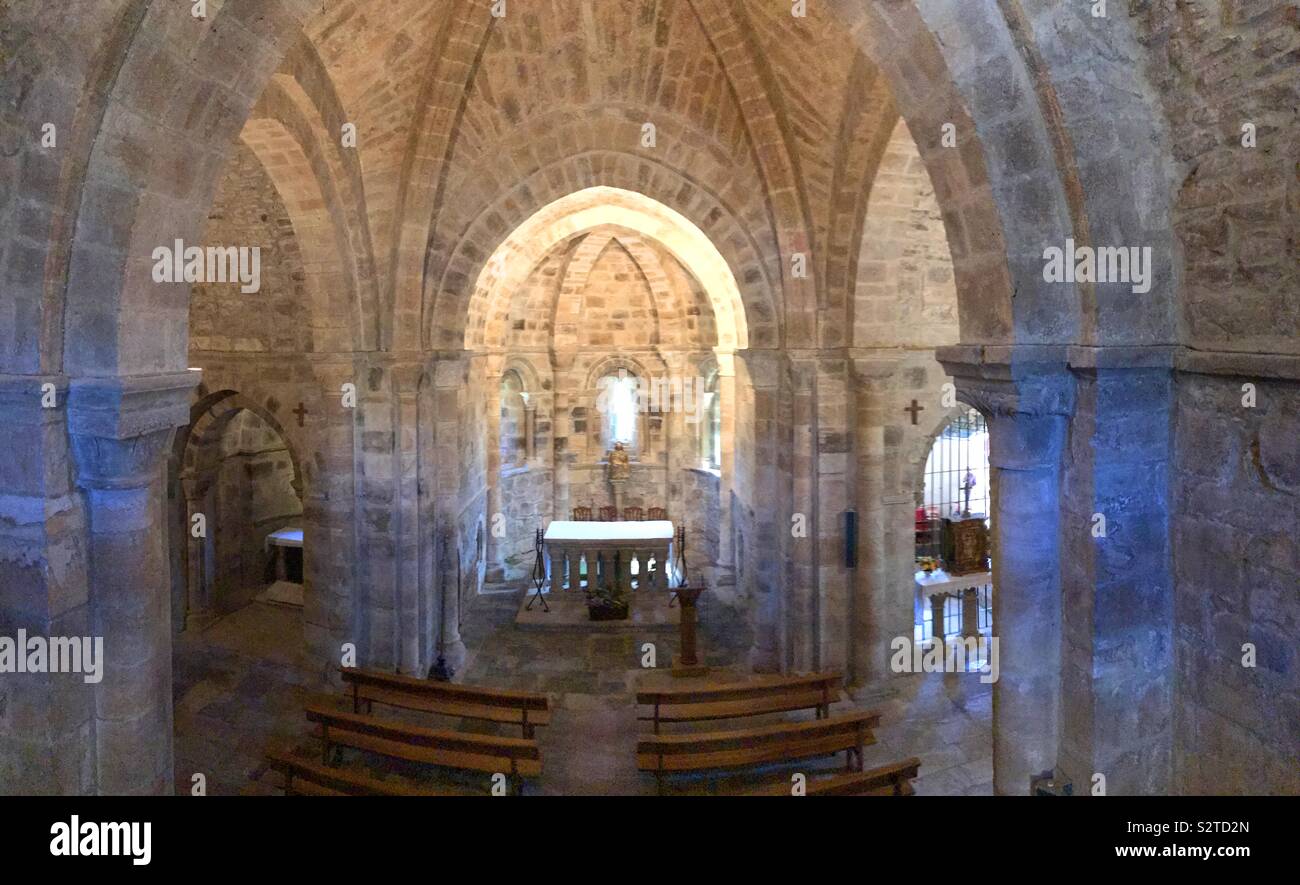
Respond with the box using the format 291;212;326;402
922;406;989;520
916;407;990;561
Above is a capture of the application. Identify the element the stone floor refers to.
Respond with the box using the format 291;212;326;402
172;589;992;795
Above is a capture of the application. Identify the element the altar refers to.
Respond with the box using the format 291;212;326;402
544;520;674;592
915;568;992;642
260;526;304;608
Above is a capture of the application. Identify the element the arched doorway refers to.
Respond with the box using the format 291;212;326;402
913;405;993;648
460;188;755;650
168;391;306;631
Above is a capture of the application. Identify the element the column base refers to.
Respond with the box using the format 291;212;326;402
671;655;709;678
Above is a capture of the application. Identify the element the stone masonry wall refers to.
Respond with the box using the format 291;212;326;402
1172;374;1299;793
191;143;313;355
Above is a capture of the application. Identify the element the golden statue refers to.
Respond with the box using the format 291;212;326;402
607;441;631;482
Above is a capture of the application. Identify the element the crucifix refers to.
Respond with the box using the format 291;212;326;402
293;402;309;427
904;399;924;425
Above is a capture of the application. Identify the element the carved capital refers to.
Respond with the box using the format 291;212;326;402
68;371;199;490
936;345;1075;419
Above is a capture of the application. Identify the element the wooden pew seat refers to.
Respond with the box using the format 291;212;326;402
743;757;921;796
637;709;879;793
264;750;464;796
637;672;842;732
340;667;550;737
306;704;541;793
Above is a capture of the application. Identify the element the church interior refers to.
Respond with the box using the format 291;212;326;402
0;0;1296;798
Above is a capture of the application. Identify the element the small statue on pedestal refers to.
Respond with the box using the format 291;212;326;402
961;468;977;518
606;441;631;482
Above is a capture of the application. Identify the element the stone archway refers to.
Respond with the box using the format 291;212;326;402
457;189;751;620
168;389;307;633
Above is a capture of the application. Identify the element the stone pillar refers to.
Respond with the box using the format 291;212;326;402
961;586;980;639
393;362;423;675
850;356;910;691
302;356;359;685
714;352;736;589
1056;363;1175;794
940;349;1073;796
430;354;469;672
985;407;1070;795
787;357;817;672
0;373;94;794
180;474;216;631
736;350;785;673
68;371;198;795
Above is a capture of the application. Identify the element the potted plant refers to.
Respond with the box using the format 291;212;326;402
586;578;630;621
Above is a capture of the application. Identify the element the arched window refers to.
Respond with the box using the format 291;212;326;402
921;407;989;521
599;370;639;452
701;370;721;470
499;370;526;467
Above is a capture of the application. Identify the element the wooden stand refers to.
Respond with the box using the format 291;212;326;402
671;585;708;678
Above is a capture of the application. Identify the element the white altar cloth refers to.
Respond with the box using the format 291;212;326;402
265;527;303;550
544;521;674;591
544;520;673;543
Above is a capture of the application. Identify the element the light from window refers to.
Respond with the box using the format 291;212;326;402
604;373;638;449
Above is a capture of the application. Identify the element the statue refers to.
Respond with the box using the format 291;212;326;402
607;441;631;482
961;468;977;517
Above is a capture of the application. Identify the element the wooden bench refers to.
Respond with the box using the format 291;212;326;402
636;672;842;733
744;757;921;796
637;709;879;794
305;704;542;794
339;667;550;737
264;750;460;796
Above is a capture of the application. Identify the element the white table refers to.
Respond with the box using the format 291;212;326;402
544;520;674;592
915;569;992;640
265;527;304;583
264;527;303;550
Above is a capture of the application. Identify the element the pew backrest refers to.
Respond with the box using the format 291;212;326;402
340;667;550;737
636;672;842;732
264;750;456;796
636;709;879;793
306;704;541;792
745;756;921;796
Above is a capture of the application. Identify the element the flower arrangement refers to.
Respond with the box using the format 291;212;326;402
917;556;939;574
586;579;630;621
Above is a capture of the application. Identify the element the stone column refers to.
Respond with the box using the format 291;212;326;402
850;356;909;691
0;373;94;794
302;356;358;685
180;474;216;631
430;354;469;671
736;350;785;673
393;362;424;675
1056;362;1175;794
939;348;1073;796
68;371;198;796
961;586;980;639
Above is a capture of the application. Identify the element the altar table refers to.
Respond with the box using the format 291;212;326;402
544;520;674;592
265;527;304;583
915;569;992;641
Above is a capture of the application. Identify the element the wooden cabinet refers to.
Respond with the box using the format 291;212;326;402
942;517;989;575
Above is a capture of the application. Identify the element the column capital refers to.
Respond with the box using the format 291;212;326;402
936;345;1074;420
68;371;200;489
